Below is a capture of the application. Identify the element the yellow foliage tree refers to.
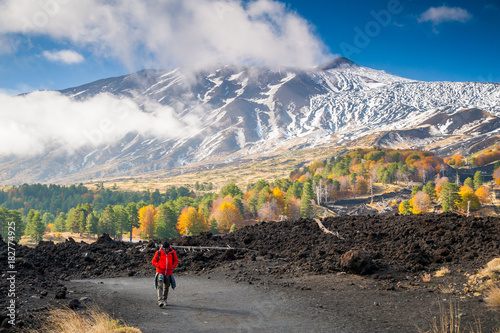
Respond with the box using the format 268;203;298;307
475;187;491;205
398;200;412;215
271;187;286;215
457;187;481;211
211;200;243;233
410;191;432;214
177;207;208;236
138;205;158;239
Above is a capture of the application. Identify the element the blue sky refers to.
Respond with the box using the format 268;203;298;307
0;0;498;94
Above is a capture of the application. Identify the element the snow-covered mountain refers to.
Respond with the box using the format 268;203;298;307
2;58;500;183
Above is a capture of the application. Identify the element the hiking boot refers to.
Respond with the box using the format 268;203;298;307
158;301;164;307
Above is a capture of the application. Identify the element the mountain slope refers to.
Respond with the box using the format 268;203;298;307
1;59;500;184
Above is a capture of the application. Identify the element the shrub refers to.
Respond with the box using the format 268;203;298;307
39;307;141;333
434;267;451;277
485;286;500;310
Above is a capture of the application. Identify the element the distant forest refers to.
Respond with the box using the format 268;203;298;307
0;183;194;216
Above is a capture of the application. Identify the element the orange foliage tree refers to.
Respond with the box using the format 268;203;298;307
434;176;449;199
138;205;158;239
177;207;208;236
475;187;491;205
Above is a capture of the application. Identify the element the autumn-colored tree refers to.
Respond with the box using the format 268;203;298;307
258;200;281;221
138;205;158;239
457;187;481;211
212;200;243;232
298;175;308;182
339;175;350;197
475;187;491;205
308;161;324;175
494;167;500;186
435;176;449;199
410;191;432;214
177;207;208;236
285;196;301;221
356;176;369;195
451;155;465;167
398;200;412;215
271;187;286;214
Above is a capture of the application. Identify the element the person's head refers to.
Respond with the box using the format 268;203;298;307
162;241;170;249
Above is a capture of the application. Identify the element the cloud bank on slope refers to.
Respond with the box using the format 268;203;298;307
0;91;200;157
0;0;331;69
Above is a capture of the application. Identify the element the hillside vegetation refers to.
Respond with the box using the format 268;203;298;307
1;146;500;244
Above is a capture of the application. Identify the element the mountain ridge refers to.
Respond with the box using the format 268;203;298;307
1;58;500;184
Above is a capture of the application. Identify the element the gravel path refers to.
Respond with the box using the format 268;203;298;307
71;275;352;333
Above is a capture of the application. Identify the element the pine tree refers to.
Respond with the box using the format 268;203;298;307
85;212;99;237
155;204;179;238
99;205;116;237
464;177;474;190
422;181;436;201
300;182;313;218
473;171;483;190
126;202;139;242
53;212;67;233
440;182;459;212
32;211;45;243
114;205;129;240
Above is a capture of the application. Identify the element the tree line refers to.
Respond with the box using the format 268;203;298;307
2;147;500;243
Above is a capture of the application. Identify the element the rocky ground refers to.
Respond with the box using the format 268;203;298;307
1;213;500;331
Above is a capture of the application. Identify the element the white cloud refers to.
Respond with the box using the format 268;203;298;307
0;0;331;69
418;6;472;25
43;49;84;64
0;35;16;55
0;91;200;156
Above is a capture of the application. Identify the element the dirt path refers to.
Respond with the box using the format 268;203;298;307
71;275;360;333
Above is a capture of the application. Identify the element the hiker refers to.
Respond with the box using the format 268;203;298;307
152;241;178;307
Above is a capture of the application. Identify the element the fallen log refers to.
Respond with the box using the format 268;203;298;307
314;218;345;240
170;245;255;252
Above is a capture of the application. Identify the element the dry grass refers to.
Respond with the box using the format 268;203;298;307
36;307;141;333
466;258;500;294
486;259;500;274
419;300;487;333
439;284;455;294
485;286;500;310
420;301;462;333
435;267;451;277
422;272;432;283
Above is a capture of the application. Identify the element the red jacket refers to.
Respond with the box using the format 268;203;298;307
152;247;178;275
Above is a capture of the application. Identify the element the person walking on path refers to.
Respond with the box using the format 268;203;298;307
152;241;178;307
